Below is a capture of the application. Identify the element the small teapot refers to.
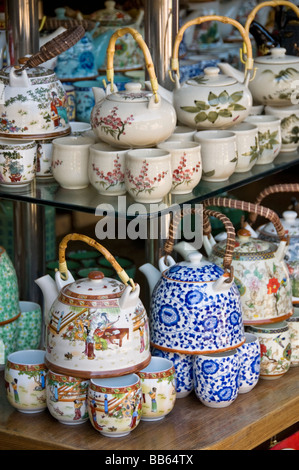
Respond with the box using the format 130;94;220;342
139;207;245;354
35;233;151;379
91;27;176;148
203;197;293;325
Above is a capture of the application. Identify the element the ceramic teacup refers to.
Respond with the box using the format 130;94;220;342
89;142;128;196
246;321;291;380
286;306;299;367
5;349;47;413
0;138;37;187
237;332;261;393
249;104;264;116
52;136;95;189
230;122;260;173
46;370;89;425
36;139;54;180
245;115;282;165
16;301;42;351
157;141;202;195
265;105;299;153
88;374;143;437
70;121;92;136
194;130;237;182
165;125;196;142
193;350;240;408
137;356;176;421
125;148;172;203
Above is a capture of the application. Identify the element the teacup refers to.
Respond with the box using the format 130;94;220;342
265;105;299;153
36;139;54;180
237;332;260;393
63;84;76;122
249;104;264;116
89;143;128;196
157;141;202;195
46;370;89;425
286;306;299;367
5;349;47;413
88;374;143;437
16;301;42;351
230;122;260;173
245;115;282;164
193;350;240;408
125;148;172;203
52;136;95;189
70;121;92;136
165;125;196;142
137;356;176;421
0;138;36;187
194;130;237;182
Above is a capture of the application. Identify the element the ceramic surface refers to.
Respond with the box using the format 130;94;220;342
36;139;53;179
237;332;260;393
265;105;299;153
88;374;142;437
70;122;92;136
245;115;281;165
0;138;36;187
16;301;42;351
63;84;76;121
287;307;299;367
166;125;196;142
0;246;19;323
230;122;260;173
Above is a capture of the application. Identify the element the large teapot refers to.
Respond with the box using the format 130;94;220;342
0;26;85;139
35;234;151;379
139;207;245;355
91;28;176;148
203;197;293;325
168;15;254;130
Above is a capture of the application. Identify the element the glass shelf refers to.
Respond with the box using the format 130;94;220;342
0;149;298;219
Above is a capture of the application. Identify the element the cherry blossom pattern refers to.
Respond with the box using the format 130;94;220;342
172;152;201;190
93;106;134;141
92;154;125;190
52;159;63;169
125;160;168;196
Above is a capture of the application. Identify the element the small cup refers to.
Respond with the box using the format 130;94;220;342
46;370;89;425
0;138;36;187
36;139;54;180
5;349;47;413
89;142;128;196
16;301;42;351
125;148;172;203
52;136;95;189
265;105;299;153
88;374;142;437
194;130;237;182
137;356;176;421
74;80;104;123
70;121;92;136
63;84;76;122
249;104;264;116
286;306;299;367
165;125;196;142
245;115;282;164
246;321;292;379
157;141;202;195
230;122;260;173
193;350;240;408
237;332;261;393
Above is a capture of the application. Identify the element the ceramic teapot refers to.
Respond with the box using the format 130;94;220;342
168;15;253;130
91;27;176;148
219;1;299;106
139;207;245;355
0;26;85;139
202;197;293;325
35;233;151;379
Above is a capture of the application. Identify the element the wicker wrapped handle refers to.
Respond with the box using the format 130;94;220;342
58;233;135;289
244;1;299;35
249;183;299;225
203;197;288;242
171;15;253;80
106;27;159;102
163;206;235;279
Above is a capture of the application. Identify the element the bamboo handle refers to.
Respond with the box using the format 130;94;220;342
171;16;253;79
106;27;158;102
58;233;135;289
244;1;299;36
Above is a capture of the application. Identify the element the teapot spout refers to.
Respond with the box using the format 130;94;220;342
139;263;162;295
35;275;59;326
92;86;106;103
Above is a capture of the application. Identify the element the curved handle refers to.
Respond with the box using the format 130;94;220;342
171;16;253;80
244;1;299;36
106;27;159;103
249;183;299;225
202;197;288;242
58;233;135;290
163;206;236;281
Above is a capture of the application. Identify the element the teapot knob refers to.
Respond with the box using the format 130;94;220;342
283;210;297;223
88;271;105;280
270;47;286;57
125;82;143;93
237;228;251;243
204;66;220;77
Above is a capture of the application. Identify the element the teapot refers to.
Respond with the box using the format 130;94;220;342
139;207;245;355
202;197;293;325
168;15;254;129
35;233;151;379
91;28;176;148
0;26;85;139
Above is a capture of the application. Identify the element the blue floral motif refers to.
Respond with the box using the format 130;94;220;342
202;316;218;331
230;310;241;326
217;386;233;401
202;359;219;375
185;289;203;305
159;305;180;326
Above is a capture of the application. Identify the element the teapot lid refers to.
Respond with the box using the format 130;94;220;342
92;1;133;25
254;47;299;65
163;256;226;283
260;211;299;239
186;66;237;87
0;64;56;82
107;82;152;103
213;233;278;260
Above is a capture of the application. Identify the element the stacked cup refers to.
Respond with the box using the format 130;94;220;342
264;105;299;154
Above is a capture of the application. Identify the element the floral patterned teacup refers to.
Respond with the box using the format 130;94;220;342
137;356;176;421
0;138;37;187
89;142;128;196
265;105;299;153
230;122;260;173
125;148;172;203
245;115;282;165
286;306;299;367
157;141;202;195
237;332;260;393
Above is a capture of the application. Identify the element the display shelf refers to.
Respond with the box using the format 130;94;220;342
0;367;298;450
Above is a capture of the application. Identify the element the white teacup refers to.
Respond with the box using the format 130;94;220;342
70;121;92;136
230;122;260;173
157;141;202;194
245;115;282;164
36;139;54;180
52;135;95;189
165;125;196;142
0;138;37;187
265;105;299;153
194;130;237;182
249;104;264;116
